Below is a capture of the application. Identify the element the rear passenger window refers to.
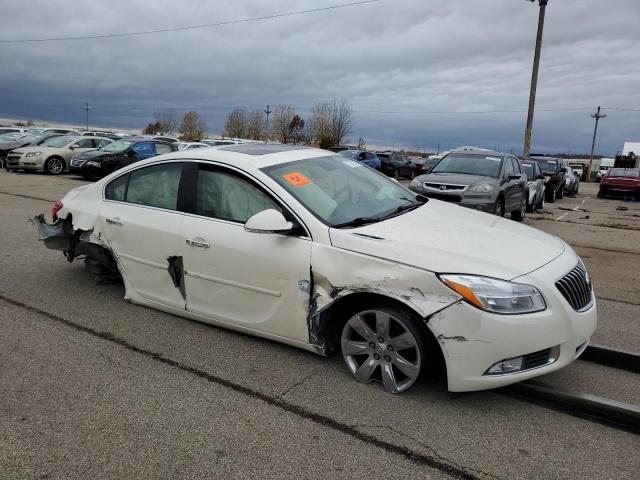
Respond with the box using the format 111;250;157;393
125;163;183;210
155;143;174;154
105;174;129;202
503;158;514;177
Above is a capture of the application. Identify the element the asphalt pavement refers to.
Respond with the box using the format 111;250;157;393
1;171;639;480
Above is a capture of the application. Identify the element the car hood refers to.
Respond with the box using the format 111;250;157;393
328;200;565;280
73;149;115;161
11;146;65;155
417;172;497;187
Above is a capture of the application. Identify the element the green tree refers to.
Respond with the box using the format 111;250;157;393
179;111;207;141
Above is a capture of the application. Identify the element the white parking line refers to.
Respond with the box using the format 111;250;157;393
556;213;569;221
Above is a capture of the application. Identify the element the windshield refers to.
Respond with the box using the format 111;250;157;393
536;159;558;174
431;153;502;178
608;168;640;178
339;150;361;160
262;155;421;227
41;136;75;148
100;140;133;153
0;132;22;141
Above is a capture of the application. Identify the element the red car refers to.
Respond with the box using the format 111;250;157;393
597;168;640;199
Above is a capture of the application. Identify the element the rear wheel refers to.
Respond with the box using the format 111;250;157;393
546;185;556;203
341;305;426;394
393;169;400;180
526;191;534;213
494;196;504;217
557;184;564;199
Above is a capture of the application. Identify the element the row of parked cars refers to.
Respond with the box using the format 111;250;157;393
0;126;245;178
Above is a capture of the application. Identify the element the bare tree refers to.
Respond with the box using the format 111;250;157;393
179;111;207;141
309;98;353;148
153;111;178;134
289;115;307;145
272;105;295;144
224;108;247;138
246;109;265;140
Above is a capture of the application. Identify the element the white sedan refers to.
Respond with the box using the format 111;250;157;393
33;144;597;393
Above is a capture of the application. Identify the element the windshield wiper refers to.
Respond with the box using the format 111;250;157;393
331;216;384;229
379;202;423;220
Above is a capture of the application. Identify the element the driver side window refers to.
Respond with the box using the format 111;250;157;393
195;166;281;223
503;158;514;178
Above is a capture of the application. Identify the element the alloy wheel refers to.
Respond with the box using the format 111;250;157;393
341;310;422;394
46;157;64;175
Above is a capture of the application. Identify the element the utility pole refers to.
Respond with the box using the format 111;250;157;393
587;106;606;181
84;102;90;131
264;105;272;143
523;0;548;158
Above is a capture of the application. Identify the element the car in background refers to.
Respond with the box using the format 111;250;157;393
26;127;80;136
70;137;177;178
177;141;209;150
409;151;528;221
6;136;113;175
530;157;566;203
563;168;580;196
596;166;610;182
376;152;417;179
0;132;24;142
81;131;121;140
151;135;179;144
570;164;585;181
338;149;381;170
1;132;63;169
519;159;545;212
200;139;242;146
0;127;27;135
597;168;640;200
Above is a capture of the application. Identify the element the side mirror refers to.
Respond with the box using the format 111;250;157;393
508;174;521;180
560;167;567;173
245;209;293;234
69;145;77;150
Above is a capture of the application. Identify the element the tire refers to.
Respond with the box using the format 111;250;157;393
393;169;399;180
511;197;526;222
557;184;564;199
535;191;545;210
44;156;65;175
341;304;427;394
409;169;415;180
546;185;556;203
526;192;534;213
597;189;605;198
575;183;579;195
494;196;505;217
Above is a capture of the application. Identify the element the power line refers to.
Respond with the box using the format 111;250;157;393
0;0;382;43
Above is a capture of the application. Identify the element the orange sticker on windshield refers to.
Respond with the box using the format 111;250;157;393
282;172;312;188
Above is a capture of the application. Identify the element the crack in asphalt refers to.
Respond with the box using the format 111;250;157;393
596;297;640;307
0;294;486;480
0;190;57;203
276;370;317;399
348;423;502;480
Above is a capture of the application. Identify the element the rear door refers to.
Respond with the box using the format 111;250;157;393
180;163;312;342
99;162;187;310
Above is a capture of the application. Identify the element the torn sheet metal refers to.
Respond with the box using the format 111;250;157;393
30;214;70;250
167;255;186;300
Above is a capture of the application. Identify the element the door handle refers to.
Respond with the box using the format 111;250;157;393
186;238;210;248
105;217;123;226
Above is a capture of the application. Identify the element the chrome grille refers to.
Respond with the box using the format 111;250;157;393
424;183;466;191
556;261;593;311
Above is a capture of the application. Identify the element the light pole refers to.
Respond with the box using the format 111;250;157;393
587;106;606;181
84;102;90;131
264;105;272;143
523;0;548;157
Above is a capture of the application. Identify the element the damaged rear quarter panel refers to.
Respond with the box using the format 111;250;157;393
309;243;460;348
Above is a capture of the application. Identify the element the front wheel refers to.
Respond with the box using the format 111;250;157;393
494;197;504;217
557;184;564;199
511;197;526;222
341;305;426;394
546;186;556;203
44;157;65;175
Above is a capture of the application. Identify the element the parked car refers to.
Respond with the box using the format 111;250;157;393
6;135;113;175
1;133;64;169
151;135;179;143
597;168;640;200
519;159;545;211
409;156;440;176
563;168;580;196
177;141;209;150
26;127;80;136
69;137;177;178
200;139;242;146
376;152;417;179
0;127;27;135
0;132;24;142
409;151;528;221
530;157;566;203
338;149;381;170
570;164;585;181
33;144;597;394
596;166;610;183
81;131;121;140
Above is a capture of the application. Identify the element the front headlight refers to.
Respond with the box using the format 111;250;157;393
438;274;546;314
468;183;495;193
86;160;101;167
25;151;42;157
409;178;421;188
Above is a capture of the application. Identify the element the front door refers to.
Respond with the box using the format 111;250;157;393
181;163;312;342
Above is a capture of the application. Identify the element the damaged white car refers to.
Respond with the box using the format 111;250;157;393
33;144;597;393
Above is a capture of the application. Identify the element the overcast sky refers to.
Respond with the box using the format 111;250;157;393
1;0;639;154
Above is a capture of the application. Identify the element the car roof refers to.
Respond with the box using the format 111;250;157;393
120;144;334;172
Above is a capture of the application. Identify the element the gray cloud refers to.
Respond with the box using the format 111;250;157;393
1;0;639;154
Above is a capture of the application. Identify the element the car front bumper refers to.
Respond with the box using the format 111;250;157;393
428;248;597;392
5;154;44;170
409;186;496;213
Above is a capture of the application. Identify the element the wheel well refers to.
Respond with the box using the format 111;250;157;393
316;292;446;379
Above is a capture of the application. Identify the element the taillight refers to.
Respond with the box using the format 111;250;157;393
52;200;63;221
